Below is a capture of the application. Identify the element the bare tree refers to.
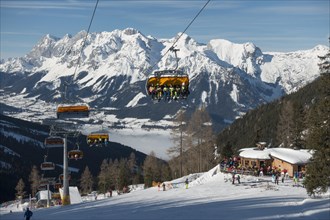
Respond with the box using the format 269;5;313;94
29;165;41;197
143;151;161;187
80;166;94;194
167;109;189;177
15;178;26;199
186;107;215;172
97;159;109;193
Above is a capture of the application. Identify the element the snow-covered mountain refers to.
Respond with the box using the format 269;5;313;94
0;28;328;131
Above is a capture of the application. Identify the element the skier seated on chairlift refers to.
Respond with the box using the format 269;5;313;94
169;85;174;100
163;85;170;101
156;84;162;100
148;84;156;99
181;82;189;98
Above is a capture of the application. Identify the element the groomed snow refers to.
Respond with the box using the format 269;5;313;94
1;165;329;220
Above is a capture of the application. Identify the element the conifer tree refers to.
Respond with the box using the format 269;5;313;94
28;165;41;197
304;95;330;196
15;178;26;199
304;51;330;196
276;100;295;147
80;166;94;194
220;141;234;159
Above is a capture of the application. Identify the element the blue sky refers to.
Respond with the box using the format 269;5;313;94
1;0;329;60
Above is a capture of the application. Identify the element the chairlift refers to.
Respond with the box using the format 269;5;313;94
54;182;63;190
145;47;190;100
87;132;109;147
56;103;90;119
44;136;64;148
40;161;56;171
68;149;83;160
59;174;71;181
40;155;55;171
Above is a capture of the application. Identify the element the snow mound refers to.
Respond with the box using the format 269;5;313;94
190;164;222;187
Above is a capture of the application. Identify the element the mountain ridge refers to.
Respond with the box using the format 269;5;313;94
0;28;328;131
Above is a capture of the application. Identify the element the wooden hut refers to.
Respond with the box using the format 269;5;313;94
269;148;312;177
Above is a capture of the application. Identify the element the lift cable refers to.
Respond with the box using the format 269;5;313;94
144;0;211;75
72;0;99;79
64;0;100;101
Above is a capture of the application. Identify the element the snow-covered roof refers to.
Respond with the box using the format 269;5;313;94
239;148;272;159
239;148;313;164
269;148;312;164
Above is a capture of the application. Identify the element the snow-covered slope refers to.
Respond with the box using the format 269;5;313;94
0;28;328;132
1;165;329;219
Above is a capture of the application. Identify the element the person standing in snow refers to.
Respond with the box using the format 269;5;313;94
24;207;33;220
185;178;189;189
162;183;166;191
232;173;235;184
237;174;241;184
275;172;279;185
109;188;113;197
293;171;299;186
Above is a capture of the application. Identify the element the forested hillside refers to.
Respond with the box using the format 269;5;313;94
216;73;330;153
0;114;147;203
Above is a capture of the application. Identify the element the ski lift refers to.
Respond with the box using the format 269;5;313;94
44;136;64;148
68;149;83;160
146;69;189;91
59;174;71;181
146;47;190;100
56;103;90;119
40;155;55;171
54;182;62;190
87;132;109;147
40;162;55;171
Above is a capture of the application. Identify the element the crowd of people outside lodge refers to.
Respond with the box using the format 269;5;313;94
220;157;306;186
147;83;190;101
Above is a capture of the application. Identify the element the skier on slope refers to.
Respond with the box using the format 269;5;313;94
24;207;33;220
